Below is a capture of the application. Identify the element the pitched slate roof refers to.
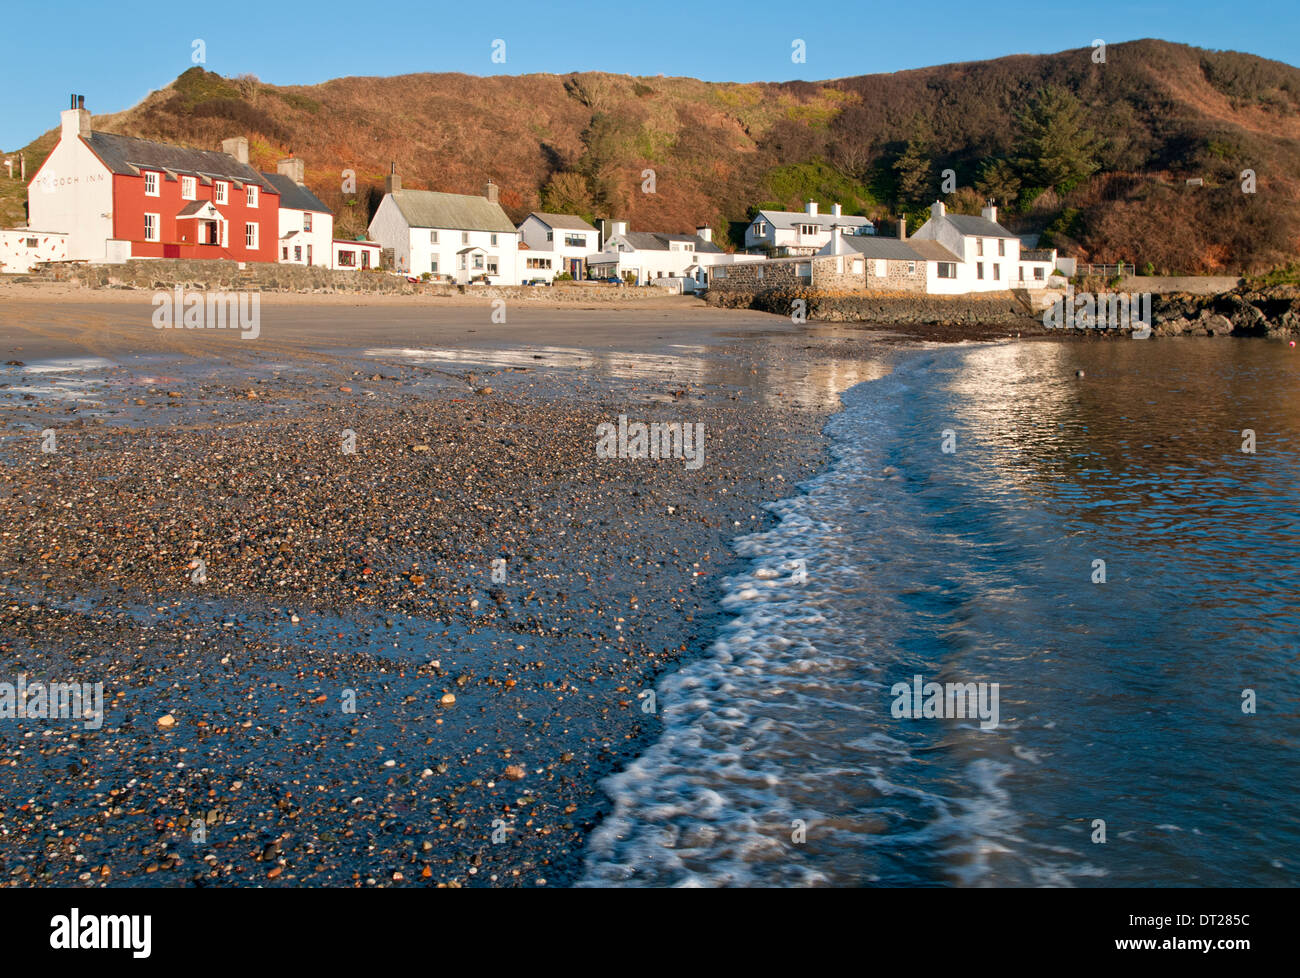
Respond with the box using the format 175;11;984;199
755;209;873;230
82;131;277;191
617;231;723;254
904;239;962;262
837;236;960;263
263;172;332;215
526;212;597;232
944;214;1018;239
386;189;517;234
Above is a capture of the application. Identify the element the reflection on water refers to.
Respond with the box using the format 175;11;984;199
365;344;892;412
582;338;1300;887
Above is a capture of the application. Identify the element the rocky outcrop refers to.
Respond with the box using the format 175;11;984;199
1152;286;1300;337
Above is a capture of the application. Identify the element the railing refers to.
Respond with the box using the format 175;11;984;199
1074;262;1141;278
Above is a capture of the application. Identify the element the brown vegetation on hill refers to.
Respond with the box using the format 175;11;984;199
5;40;1299;273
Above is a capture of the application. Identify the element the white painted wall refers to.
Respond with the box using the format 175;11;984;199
518;215;595;280
277;207;333;266
0;229;68;272
26;109;115;262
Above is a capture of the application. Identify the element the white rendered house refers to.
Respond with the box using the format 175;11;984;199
517;212;598;281
368;171;520;284
264;159;332;267
745;201;874;256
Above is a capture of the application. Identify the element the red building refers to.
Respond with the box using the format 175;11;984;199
28;99;281;263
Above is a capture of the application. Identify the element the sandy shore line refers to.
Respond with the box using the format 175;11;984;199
0;301;905;887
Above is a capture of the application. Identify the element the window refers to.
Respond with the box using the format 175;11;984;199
937;262;957;279
796;262;812;281
874;259;886;277
490;233;498;246
462;231;469;245
526;257;552;269
25;237;38;248
993;264;1000;280
214;182;227;205
1019;266;1025;281
907;261;916;274
1034;267;1045;281
306;244;312;266
798;223;818;236
851;258;863;274
431;259;439;273
546;230;553;242
430;230;439;244
143;213;159;242
294;245;302;261
753;221;767;236
144;172;159;196
338;250;356;267
181;176;196;200
282;246;289;260
713;266;727;279
303;213;312;232
564;234;585;248
246;222;258;249
997;239;1005;257
976;262;984;280
487;258;499;275
473;254;484;270
246;185;258;208
976;238;984;256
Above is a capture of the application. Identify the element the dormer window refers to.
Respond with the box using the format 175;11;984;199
246;185;259;208
144;172;159;196
798;223;818;236
214;181;228;205
181;176;196;200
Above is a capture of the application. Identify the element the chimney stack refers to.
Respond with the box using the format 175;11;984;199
981;200;998;224
931;200;946;219
484;180;499;204
696;226;712;243
61;94;91;141
385;162;401;194
276;157;305;185
832;203;842;218
221;136;249;165
897;217;906;240
805;200;819;217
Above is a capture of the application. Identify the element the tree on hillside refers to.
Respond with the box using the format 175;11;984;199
540;171;595;218
893;123;934;207
975;158;1021;208
1014;86;1100;193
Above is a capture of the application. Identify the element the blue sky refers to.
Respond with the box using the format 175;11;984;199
3;0;1297;149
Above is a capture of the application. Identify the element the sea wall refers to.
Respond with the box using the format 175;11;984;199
706;286;1044;324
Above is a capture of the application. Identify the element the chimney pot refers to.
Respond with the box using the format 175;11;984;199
77;95;85;109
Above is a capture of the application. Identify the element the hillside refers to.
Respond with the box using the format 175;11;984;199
4;39;1299;274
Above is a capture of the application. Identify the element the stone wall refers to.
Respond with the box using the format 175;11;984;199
707;286;1041;325
709;254;926;293
19;261;673;302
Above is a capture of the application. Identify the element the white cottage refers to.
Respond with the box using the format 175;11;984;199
745;201;874;256
368;170;520;284
586;223;735;288
263;159;332;268
517;212;599;281
910;200;1056;293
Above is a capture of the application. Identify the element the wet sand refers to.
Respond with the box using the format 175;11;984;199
0;291;911;887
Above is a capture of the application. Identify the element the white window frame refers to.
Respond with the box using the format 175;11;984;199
430;230;439;244
214;181;228;205
181;175;196;200
246;185;259;208
303;212;312;232
143;213;159;242
246;221;259;249
144;172;159;196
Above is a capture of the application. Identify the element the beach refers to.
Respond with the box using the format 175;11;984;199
0;288;897;886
